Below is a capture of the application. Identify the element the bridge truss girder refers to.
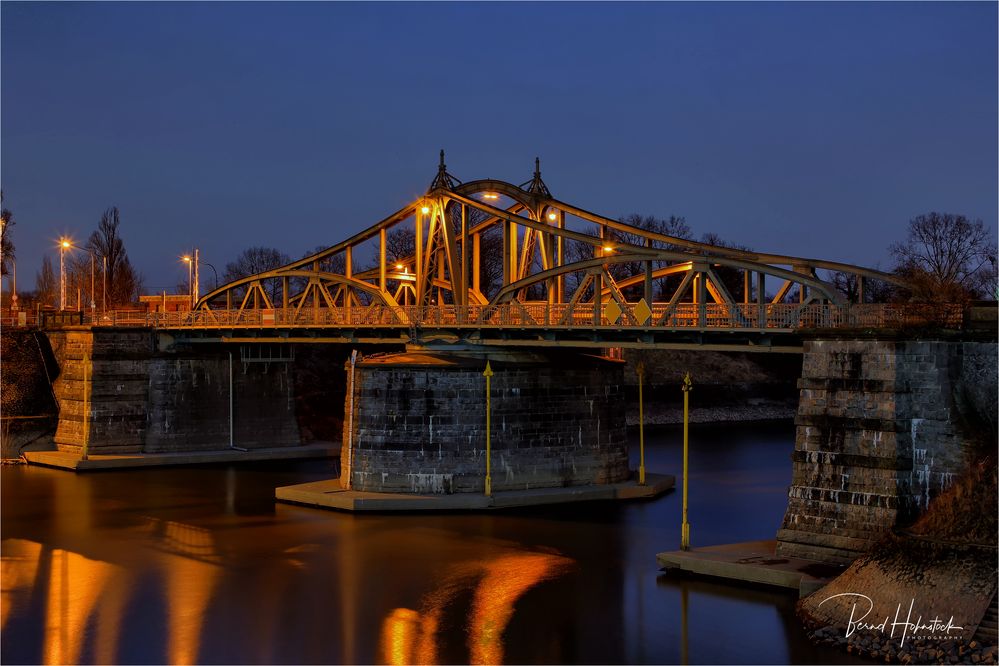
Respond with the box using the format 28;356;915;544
195;153;907;328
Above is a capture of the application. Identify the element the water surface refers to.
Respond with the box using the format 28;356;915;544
2;421;862;664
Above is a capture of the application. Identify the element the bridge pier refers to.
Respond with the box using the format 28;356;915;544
340;349;630;494
776;334;997;564
45;328;304;457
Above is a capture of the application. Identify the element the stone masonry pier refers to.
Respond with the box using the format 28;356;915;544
48;327;301;455
340;349;630;494
777;335;997;564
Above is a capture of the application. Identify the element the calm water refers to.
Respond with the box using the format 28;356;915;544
1;421;860;665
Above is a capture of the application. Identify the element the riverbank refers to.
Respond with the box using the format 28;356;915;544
798;455;998;664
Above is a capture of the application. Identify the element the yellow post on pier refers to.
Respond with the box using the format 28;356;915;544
636;361;646;486
483;360;494;497
681;371;693;551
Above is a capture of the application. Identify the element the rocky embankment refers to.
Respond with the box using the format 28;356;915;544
799;457;999;664
1;330;59;459
621;348;801;425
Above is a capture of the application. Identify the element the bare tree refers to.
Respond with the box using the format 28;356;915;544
35;255;56;307
699;232;754;302
86;207;142;306
1;191;14;278
385;228;416;263
223;246;291;304
830;270;895;303
890;212;996;301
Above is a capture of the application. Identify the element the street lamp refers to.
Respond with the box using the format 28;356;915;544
183;249;218;308
60;240;104;315
59;239;71;311
182;255;193;308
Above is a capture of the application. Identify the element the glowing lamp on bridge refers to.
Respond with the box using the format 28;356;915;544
603;245;615;254
420;206;430;215
547;211;557;221
483;193;498;200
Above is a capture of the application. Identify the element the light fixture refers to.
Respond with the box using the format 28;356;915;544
483;193;498;200
182;255;192;263
603;245;614;253
547;211;557;221
61;240;71;249
420;206;430;214
395;263;404;270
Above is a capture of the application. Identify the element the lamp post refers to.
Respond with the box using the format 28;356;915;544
59;239;70;311
183;251;217;307
182;255;193;308
201;260;218;291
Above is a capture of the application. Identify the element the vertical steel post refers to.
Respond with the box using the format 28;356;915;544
415;206;424;305
81;352;91;460
379;228;387;293
637;361;646;486
483;360;494;496
681;372;693;550
460;204;468;310
757;272;765;330
644;238;653;305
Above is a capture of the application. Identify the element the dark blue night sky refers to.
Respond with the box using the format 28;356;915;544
2;2;996;292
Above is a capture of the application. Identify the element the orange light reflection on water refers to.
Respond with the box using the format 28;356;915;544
377;551;572;665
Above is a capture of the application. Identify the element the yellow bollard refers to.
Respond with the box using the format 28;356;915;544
681;372;692;551
483;360;494;496
82;353;91;461
636;361;646;486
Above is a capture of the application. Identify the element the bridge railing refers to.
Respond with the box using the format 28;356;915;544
16;302;965;331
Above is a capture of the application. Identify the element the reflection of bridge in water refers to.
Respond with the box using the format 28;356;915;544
146;153;938;350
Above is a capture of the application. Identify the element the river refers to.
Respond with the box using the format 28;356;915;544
1;420;864;664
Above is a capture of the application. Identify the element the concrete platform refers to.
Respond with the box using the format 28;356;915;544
656;539;846;597
276;472;674;512
23;443;335;471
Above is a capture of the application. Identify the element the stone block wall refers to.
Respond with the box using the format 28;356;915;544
342;351;629;493
51;329;153;454
777;337;997;564
144;354;300;452
48;329;301;454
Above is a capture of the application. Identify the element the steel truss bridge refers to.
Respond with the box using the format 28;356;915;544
157;153;929;351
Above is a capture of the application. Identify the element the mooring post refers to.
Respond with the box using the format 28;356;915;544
637;361;646;486
681;371;693;551
483;360;494;497
81;352;91;461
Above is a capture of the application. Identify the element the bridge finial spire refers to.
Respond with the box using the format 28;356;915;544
427;149;461;192
523;155;552;198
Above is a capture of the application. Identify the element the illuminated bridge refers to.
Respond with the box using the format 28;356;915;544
139;152;930;352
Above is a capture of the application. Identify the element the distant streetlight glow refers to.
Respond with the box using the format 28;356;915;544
603;245;614;253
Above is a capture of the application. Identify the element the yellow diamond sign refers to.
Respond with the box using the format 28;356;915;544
604;299;623;325
634;298;652;325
